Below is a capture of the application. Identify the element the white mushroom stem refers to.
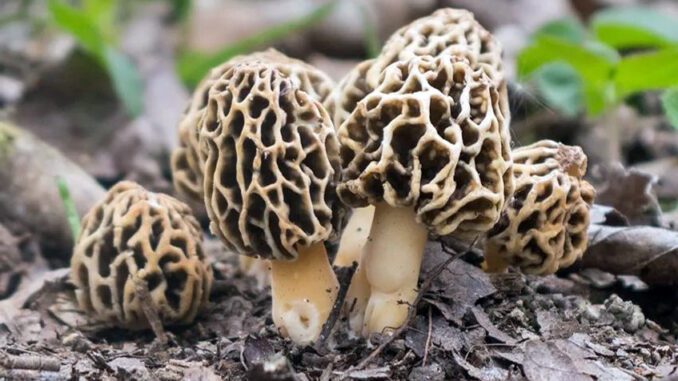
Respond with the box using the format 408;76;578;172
270;242;339;345
361;203;428;336
334;206;375;267
333;206;375;334
239;255;271;289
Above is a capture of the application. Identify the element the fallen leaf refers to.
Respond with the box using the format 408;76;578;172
470;307;517;345
522;340;592;381
581;224;678;286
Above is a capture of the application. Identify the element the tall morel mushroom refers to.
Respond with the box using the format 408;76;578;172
337;54;513;335
483;140;595;274
171;49;335;288
70;181;212;329
200;62;346;344
324;9;508;333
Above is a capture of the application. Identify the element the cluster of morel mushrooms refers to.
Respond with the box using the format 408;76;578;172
70;8;594;345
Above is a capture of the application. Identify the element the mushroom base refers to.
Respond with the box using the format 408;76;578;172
333;206;375;335
361;204;428;336
270;242;339;345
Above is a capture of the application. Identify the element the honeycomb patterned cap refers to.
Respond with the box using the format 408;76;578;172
337;55;513;238
70;181;212;329
367;8;503;88
325;8;505;157
200;63;346;260
484;140;595;274
172;49;335;203
323;59;375;130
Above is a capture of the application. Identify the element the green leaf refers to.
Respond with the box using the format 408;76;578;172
168;0;192;22
83;0;117;42
615;48;678;97
532;62;584;117
517;35;618;114
177;1;338;86
102;46;143;117
48;0;104;54
56;177;81;241
661;87;678;130
533;17;586;44
592;7;678;49
357;2;380;58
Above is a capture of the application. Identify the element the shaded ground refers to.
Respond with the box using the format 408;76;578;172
1;239;676;380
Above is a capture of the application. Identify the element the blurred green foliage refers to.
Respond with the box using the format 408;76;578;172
47;0;143;117
356;1;380;59
518;7;678;128
177;1;337;87
56;176;81;240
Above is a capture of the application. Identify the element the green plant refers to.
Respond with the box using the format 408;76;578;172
48;0;143;117
517;7;678;128
177;1;337;87
56;176;81;240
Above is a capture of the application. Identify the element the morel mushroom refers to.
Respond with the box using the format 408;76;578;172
200;63;346;344
70;181;212;329
171;49;334;288
172;49;334;204
483;140;594;274
337;55;513;335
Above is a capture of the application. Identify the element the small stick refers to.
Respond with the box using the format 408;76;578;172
314;261;358;351
0;351;61;371
347;238;477;373
132;273;168;345
422;306;432;366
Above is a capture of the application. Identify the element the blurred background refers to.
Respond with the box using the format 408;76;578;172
0;0;677;221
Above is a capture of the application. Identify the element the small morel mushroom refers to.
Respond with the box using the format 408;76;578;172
337;54;513;335
483;140;595;274
323;60;379;333
70;181;212;329
200;63;346;344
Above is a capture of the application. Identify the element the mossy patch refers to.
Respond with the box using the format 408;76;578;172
0;121;19;159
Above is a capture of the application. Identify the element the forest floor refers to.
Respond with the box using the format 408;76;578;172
1;237;677;380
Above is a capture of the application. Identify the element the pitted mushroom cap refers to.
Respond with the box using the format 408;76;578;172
366;8;503;89
485;140;595;274
337;55;513;238
323;59;375;129
200;63;346;261
70;181;212;329
171;49;335;202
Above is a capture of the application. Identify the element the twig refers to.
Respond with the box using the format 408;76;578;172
422;306;432;366
132;273;168;345
314;261;358;351
346;238;477;374
0;351;61;371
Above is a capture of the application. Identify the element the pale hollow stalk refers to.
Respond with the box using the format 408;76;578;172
270;242;339;345
333;206;375;334
361;203;428;336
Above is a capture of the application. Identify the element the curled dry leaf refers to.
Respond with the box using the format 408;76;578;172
592;163;662;227
580;223;678;286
